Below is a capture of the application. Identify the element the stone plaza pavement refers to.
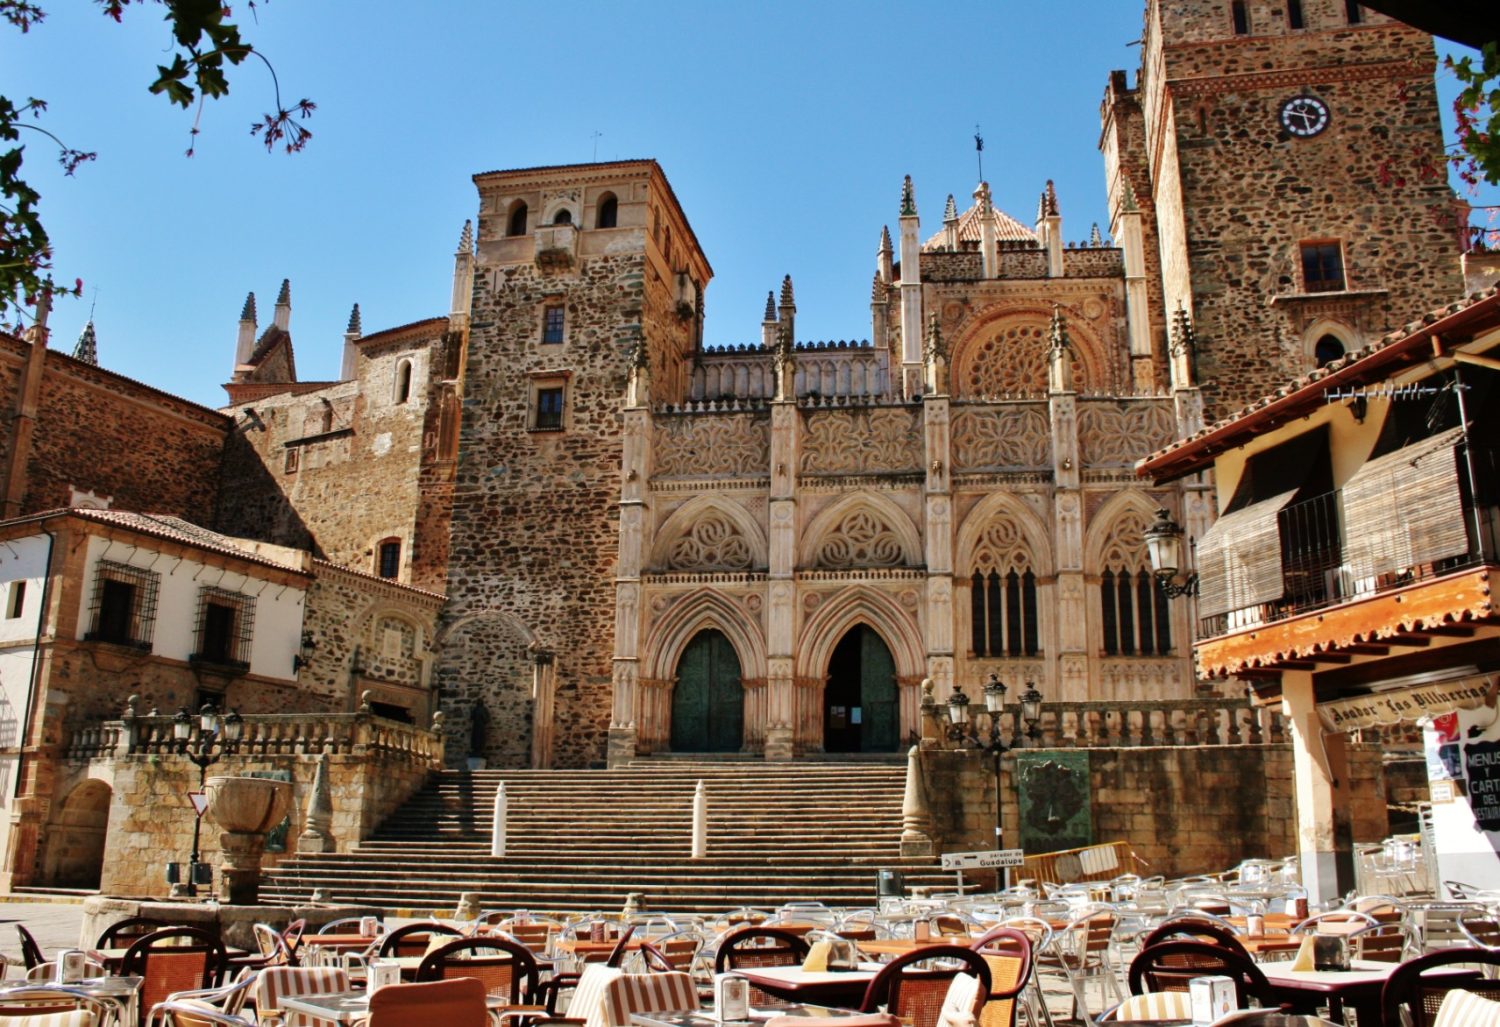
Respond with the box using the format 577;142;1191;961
0;899;88;969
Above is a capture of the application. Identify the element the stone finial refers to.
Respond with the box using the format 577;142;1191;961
1171;301;1199;382
1049;303;1072;352
924;311;946;364
779;274;795;309
871;271;884;303
276;279;291;306
762;291;777;323
943;194;958;223
359;690;373;714
900;175;917;217
1042;179;1060;217
346;303;362;335
879;224;893;254
240;292;257;322
629;334;649;370
1090;223;1104;247
973;180;993;214
1121;178;1140;213
124;694;139;718
298;751;334;853
457;219;473;251
432;709;445;730
72;320;98;365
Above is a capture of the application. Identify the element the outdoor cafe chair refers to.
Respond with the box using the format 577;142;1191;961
1430;988;1500;1026
367;978;488;1027
858;945;990;1027
968;927;1033;1027
623;930;704;978
1034;909;1122;1025
1346;920;1421;963
714;926;810;1008
315;918;383;937
415;936;543;1009
1290;909;1379;935
596;972;697;1027
120;927;229;1020
17;925;49;972
1138;914;1248;955
1098;991;1194;1022
250;966;348;1027
377;922;463;960
1381;947;1500;1027
27;960;109;984
1460;910;1500;951
238;925;295;972
0;984;115;1024
1126;940;1277;1008
97;920;169;952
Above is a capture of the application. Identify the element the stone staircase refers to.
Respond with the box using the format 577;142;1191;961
258;760;952;913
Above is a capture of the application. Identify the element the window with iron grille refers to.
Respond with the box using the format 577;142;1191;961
191;587;256;670
534;387;565;430
85;561;160;649
377;538;401;579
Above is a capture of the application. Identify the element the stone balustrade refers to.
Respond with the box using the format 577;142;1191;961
66;711;445;765
954;697;1285;749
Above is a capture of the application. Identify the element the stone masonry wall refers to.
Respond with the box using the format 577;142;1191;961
1147;16;1462;419
923;742;1388;879
215;323;443;583
74;749;432;897
438;249;643;768
0;338;228;522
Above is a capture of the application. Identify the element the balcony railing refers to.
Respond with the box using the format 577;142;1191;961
1199;441;1498;639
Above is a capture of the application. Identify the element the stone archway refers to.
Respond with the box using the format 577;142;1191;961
822;626;900;753
669;629;744;752
41;779;111;889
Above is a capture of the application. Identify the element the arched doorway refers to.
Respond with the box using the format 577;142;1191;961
42;779;111;889
671;629;744;752
823;626;899;753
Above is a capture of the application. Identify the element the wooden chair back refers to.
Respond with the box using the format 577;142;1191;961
1127;941;1272;1008
860;945;991;1027
969;927;1034;1027
119;926;227;1015
414;937;540;1006
1380;947;1500;1027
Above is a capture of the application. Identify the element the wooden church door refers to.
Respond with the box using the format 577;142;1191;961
824;626;899;753
670;629;744;752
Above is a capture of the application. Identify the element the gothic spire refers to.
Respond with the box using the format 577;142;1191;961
779;274;795;309
763;291;777;322
1171;302;1199;382
240;292;257;322
1090;223;1103;247
457;219;473;251
276;278;291;305
925;311;946;364
943;194;958;223
1038;180;1060;219
347;303;362;335
879;224;892;254
900;175;917;217
72;320;98;365
1121;178;1140;214
1049;303;1072;352
871;271;884;303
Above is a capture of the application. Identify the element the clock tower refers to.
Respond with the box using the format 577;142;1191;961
1101;0;1464;420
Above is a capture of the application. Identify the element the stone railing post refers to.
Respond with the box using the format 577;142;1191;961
900;745;934;856
298;751;334;853
691;780;707;859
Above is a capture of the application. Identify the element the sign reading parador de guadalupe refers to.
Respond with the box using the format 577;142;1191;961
1318;676;1495;732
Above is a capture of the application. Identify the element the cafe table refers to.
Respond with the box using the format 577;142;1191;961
629;1005;884;1027
30;975;144;1027
729;968;876;1009
1258;958;1477;1025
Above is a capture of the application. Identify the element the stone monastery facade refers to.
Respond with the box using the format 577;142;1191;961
3;0;1473;775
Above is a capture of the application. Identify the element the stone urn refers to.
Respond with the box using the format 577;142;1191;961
204;776;291;905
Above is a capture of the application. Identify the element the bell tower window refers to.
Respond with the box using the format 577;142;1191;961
506;201;529;237
596;193;618;229
1231;1;1250;34
1300;241;1346;293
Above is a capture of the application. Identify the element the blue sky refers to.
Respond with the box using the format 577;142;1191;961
6;2;1494;410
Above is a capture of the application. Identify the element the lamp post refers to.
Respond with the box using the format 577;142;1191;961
932;675;1044;879
171;703;243;897
1145;507;1199;599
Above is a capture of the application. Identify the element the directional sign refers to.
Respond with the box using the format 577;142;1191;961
189;792;208;817
940;849;1025;870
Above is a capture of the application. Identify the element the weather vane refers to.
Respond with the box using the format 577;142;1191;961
591;130;603;162
975;124;984;182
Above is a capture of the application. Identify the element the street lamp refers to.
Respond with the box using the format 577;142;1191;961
170;702;244;897
968;674;1045;874
1145;507;1199;599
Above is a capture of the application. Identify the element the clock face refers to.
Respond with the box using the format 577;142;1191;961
1280;95;1331;137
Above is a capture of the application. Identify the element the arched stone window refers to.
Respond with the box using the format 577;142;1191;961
551;208;572;225
1314;334;1345;368
596;192;618;229
506;201;529;237
394;358;413;404
969;514;1040;657
1098;509;1171;656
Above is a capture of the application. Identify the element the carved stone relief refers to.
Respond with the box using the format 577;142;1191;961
951;406;1051;471
813;510;907;569
800;408;922;475
652;415;769;477
663;512;755;571
1076;401;1176;467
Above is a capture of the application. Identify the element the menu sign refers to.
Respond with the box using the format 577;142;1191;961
1465;738;1500;833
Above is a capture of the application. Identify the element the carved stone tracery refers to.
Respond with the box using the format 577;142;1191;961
664;512;755;572
1077;401;1176;467
951;405;1051;471
814;510;907;569
800;408;922;475
652;415;769;477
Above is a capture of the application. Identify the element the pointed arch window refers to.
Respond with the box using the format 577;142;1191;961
968;516;1041;658
1099;512;1172;656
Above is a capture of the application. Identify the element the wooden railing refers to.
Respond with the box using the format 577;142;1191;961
66;708;445;765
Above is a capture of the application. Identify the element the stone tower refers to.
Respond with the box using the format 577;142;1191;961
436;161;711;768
1101;0;1464;420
